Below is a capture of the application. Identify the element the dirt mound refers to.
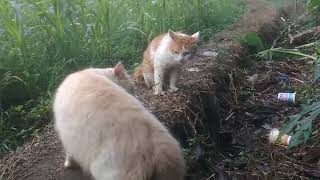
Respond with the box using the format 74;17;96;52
0;0;291;179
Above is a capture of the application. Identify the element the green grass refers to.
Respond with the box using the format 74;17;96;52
0;0;245;154
268;0;306;8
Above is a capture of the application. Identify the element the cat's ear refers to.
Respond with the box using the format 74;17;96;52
113;62;125;78
192;31;200;41
168;30;177;41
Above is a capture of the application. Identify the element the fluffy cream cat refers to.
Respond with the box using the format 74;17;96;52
53;62;185;180
133;30;199;95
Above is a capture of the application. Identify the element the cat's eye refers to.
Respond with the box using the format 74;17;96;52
174;51;179;54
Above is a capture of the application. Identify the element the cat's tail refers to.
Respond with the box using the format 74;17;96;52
132;64;144;83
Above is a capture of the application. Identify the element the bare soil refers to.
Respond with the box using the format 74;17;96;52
0;0;307;179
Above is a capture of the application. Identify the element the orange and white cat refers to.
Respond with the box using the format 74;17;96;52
133;30;199;95
53;62;185;180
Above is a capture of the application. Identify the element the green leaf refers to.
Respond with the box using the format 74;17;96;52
241;32;265;52
308;0;320;14
289;119;313;149
313;59;320;82
281;114;302;134
281;101;320;133
281;101;320;149
259;48;317;60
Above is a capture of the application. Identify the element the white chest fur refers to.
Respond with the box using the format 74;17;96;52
154;34;182;69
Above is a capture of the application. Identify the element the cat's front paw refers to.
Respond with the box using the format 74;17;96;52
154;90;164;95
64;157;78;169
169;86;179;92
